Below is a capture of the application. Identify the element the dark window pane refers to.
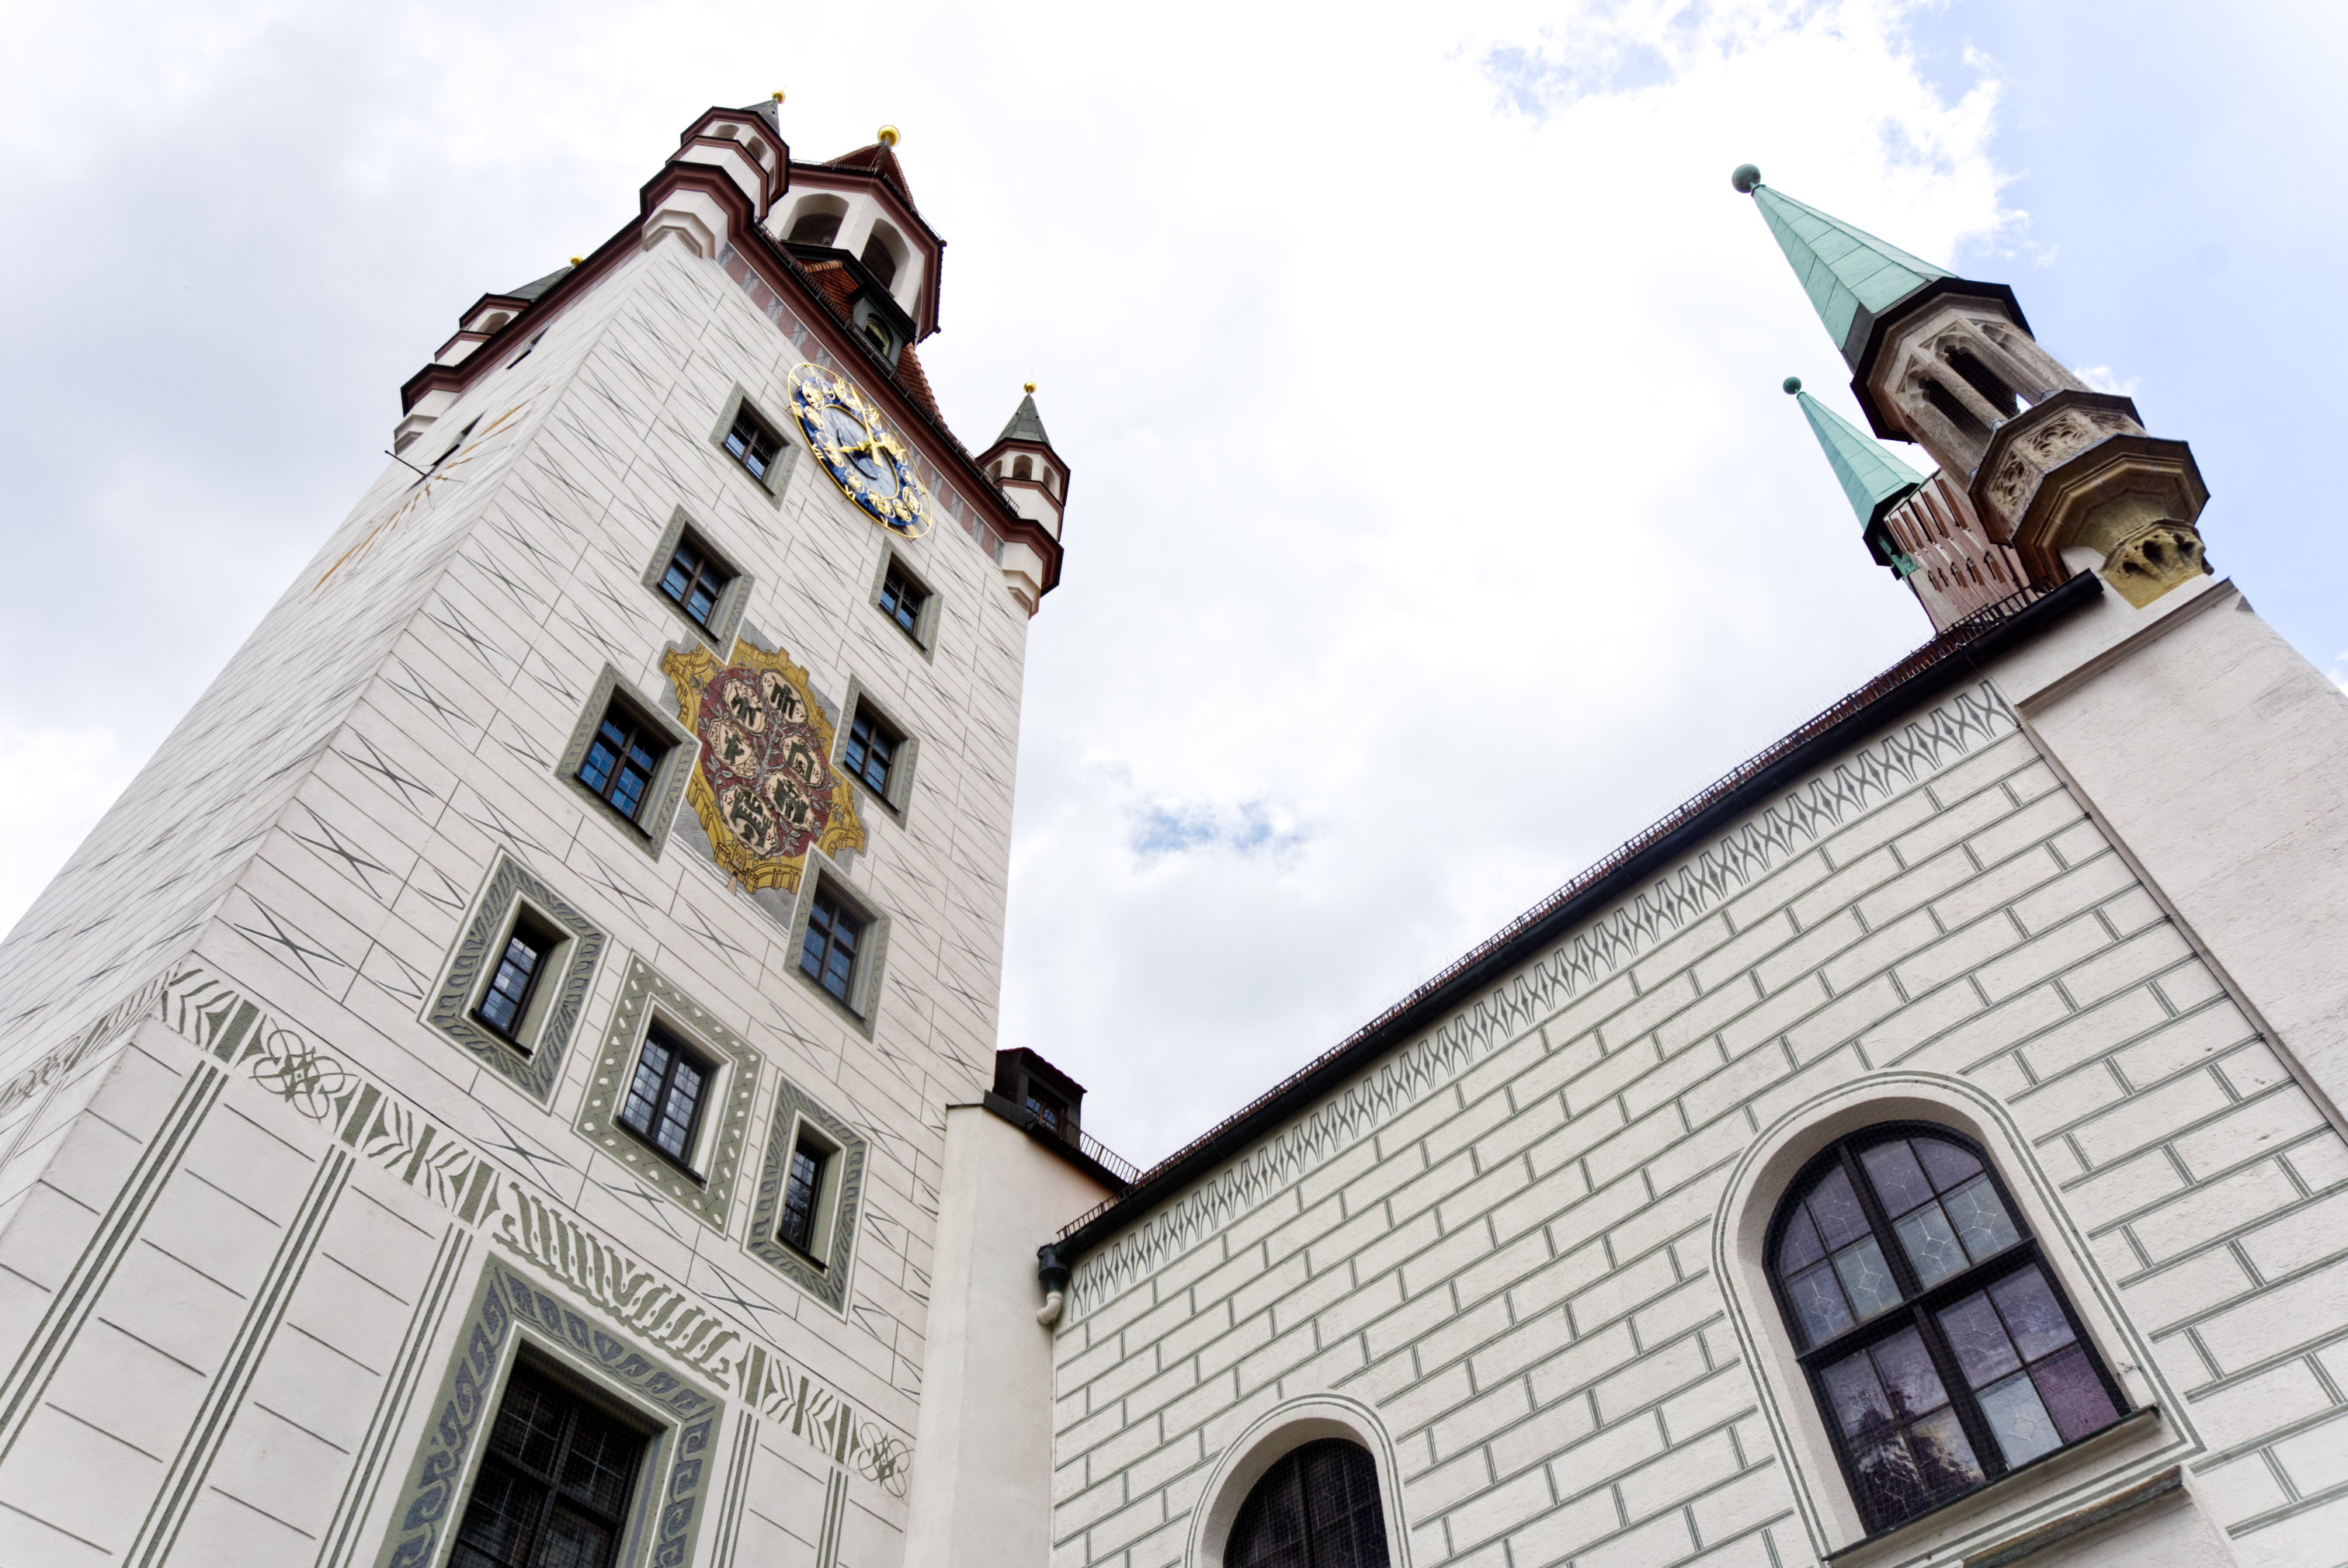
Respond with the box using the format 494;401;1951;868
617;1028;707;1169
1832;1237;1901;1323
1938;1291;2021;1388
1908;1407;1985;1500
1943;1175;2020;1261
1868;1327;1950;1421
1860;1139;1935;1217
1820;1350;1895;1441
779;1142;824;1254
1784;1260;1854;1348
1915;1137;1984;1192
879;566;926;636
1228;1441;1386;1568
456;1365;644;1568
1894;1200;1969;1289
800;893;861;1004
1989;1266;2075;1362
1850;1434;1930;1529
1807;1164;1870;1250
2030;1344;2120;1441
478;928;547;1039
1776;1205;1825;1275
1978;1369;2062;1466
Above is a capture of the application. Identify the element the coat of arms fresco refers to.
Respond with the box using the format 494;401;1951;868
659;640;864;893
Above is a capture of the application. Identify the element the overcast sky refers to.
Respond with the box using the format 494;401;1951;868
4;0;2343;1168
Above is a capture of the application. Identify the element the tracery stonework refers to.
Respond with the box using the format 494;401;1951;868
662;638;865;893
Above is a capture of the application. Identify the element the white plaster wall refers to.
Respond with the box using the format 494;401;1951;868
905;1107;1113;1568
1051;664;2348;1568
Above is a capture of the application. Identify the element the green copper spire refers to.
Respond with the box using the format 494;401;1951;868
996;392;1052;448
1734;165;1950;366
1786;376;1926;577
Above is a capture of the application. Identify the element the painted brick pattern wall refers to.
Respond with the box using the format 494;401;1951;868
0;231;1038;1567
1051;696;2348;1568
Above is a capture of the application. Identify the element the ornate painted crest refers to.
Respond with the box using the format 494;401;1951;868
660;640;863;893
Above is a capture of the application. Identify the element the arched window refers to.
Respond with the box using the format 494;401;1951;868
1769;1124;2127;1534
1226;1439;1388;1568
1012;456;1033;481
861;226;901;290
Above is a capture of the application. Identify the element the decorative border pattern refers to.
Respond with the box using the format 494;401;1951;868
745;1073;868;1313
423;852;606;1105
572;956;761;1234
144;959;913;1493
1067;682;2020;1318
377;1261;720;1568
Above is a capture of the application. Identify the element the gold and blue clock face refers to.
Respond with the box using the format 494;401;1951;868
786;362;932;538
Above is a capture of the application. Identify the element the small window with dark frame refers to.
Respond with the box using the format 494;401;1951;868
449;1359;648;1568
474;912;559;1043
578;709;665;823
799;890;863;1004
877;561;929;640
657;533;732;627
1226;1438;1390;1568
724;404;784;480
776;1130;831;1258
616;1022;710;1171
1769;1123;2127;1535
841;706;900;800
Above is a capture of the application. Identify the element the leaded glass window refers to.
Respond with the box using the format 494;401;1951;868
578;713;662;822
617;1022;709;1170
1768;1124;2126;1534
1226;1439;1389;1568
450;1360;648;1568
724;406;784;480
800;891;861;1004
877;563;927;639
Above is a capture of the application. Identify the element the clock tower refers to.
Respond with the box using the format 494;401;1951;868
0;100;1116;1568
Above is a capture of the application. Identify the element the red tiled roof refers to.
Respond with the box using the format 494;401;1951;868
794;261;943;424
825;142;916;208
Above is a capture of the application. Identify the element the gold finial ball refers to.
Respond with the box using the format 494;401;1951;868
1023;381;1036;394
568;255;583;265
772;90;785;102
877;124;901;147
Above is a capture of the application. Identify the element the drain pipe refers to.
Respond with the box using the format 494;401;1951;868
1035;1243;1071;1327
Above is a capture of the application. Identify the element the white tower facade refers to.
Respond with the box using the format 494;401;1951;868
0;102;1111;1568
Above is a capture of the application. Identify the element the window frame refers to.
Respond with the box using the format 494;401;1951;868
835;692;913;819
798;886;866;1008
614;1018;715;1180
773;1122;839;1263
868;543;940;655
707;386;795;505
556;668;696;859
1224;1438;1391;1568
1764;1121;2131;1537
640;508;751;649
471;908;563;1047
745;1078;869;1310
449;1354;652;1568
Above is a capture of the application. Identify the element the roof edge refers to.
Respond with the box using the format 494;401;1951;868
1055;571;2106;1258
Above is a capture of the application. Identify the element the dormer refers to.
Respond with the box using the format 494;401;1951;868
978;390;1069;541
771;131;944;338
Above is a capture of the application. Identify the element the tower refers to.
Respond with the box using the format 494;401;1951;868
1738;165;2213;609
0;100;1110;1568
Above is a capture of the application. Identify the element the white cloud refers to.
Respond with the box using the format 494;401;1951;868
0;719;135;930
2071;364;2141;396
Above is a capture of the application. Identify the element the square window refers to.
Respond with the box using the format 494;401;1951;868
578;708;667;824
617;1020;712;1173
657;533;733;628
799;890;864;1004
474;910;562;1045
723;404;784;480
450;1358;650;1568
841;706;901;800
878;562;926;638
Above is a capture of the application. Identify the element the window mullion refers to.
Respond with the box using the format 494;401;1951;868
1840;1141;1925;1302
1913;1280;2006;1482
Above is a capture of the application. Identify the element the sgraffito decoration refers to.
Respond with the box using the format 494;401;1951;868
660;639;863;893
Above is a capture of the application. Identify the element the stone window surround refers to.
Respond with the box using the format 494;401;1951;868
1712;1074;2190;1559
571;954;762;1234
709;382;799;508
425;852;607;1106
834;675;919;828
868;539;943;660
745;1070;869;1313
555;664;698;862
783;859;892;1038
378;1261;720;1568
1186;1393;1413;1568
641;505;754;652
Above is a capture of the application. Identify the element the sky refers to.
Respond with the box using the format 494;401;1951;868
3;0;2343;1170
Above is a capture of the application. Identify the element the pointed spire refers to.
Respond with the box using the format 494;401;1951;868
1787;376;1925;532
996;390;1051;449
1733;165;1950;366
